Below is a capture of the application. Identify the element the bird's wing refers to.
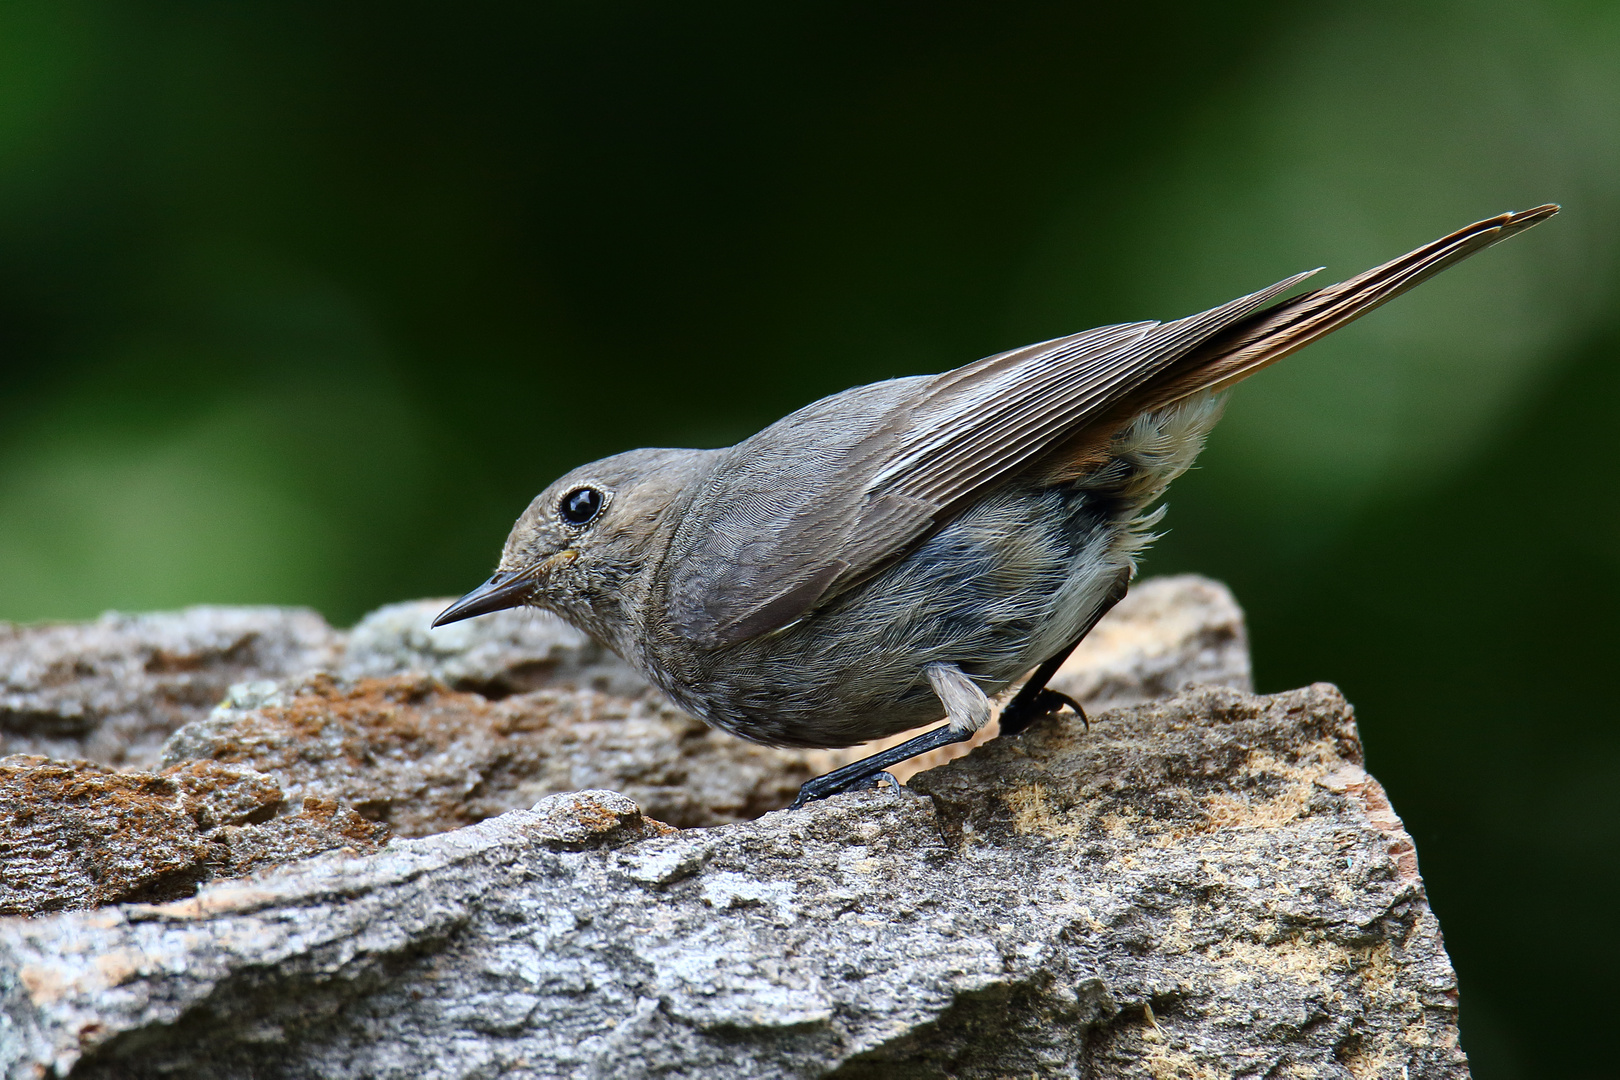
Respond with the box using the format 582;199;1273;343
658;271;1313;648
662;205;1558;647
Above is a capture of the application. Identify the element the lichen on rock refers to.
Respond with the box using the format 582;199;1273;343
0;754;386;917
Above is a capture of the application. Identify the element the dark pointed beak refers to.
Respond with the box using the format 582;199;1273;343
432;571;536;628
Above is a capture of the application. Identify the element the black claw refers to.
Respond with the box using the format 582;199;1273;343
999;688;1089;738
788;774;844;809
789;769;879;808
791;768;898;808
1042;689;1090;731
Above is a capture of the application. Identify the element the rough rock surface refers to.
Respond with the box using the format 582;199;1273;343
160;674;815;834
0;684;1467;1079
0;607;340;769
0;756;386;917
0;576;1267;919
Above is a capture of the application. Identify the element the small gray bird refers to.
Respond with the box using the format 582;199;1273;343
436;206;1558;805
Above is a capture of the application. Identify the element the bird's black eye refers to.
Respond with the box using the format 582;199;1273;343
559;486;605;526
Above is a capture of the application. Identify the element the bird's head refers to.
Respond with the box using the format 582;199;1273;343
433;447;714;649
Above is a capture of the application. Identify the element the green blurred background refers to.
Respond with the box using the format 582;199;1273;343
1;1;1614;1073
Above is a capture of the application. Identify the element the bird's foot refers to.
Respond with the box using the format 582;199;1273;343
790;768;900;809
788;723;969;809
998;687;1088;738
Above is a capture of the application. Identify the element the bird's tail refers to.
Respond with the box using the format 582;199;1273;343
1140;204;1560;412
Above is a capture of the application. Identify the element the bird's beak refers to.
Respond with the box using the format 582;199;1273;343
432;570;536;627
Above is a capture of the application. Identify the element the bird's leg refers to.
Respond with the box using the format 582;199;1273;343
790;662;990;809
997;570;1130;738
788;572;1131;809
788;724;967;808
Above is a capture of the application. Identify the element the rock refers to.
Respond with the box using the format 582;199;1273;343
524;789;678;850
161;760;283;831
340;600;650;698
0;684;1468;1079
0;756;388;918
204;797;393;880
0;607;340;769
0;756;215;916
160;674;818;832
0;574;1263;923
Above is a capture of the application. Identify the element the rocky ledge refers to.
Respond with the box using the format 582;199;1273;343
0;578;1468;1078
